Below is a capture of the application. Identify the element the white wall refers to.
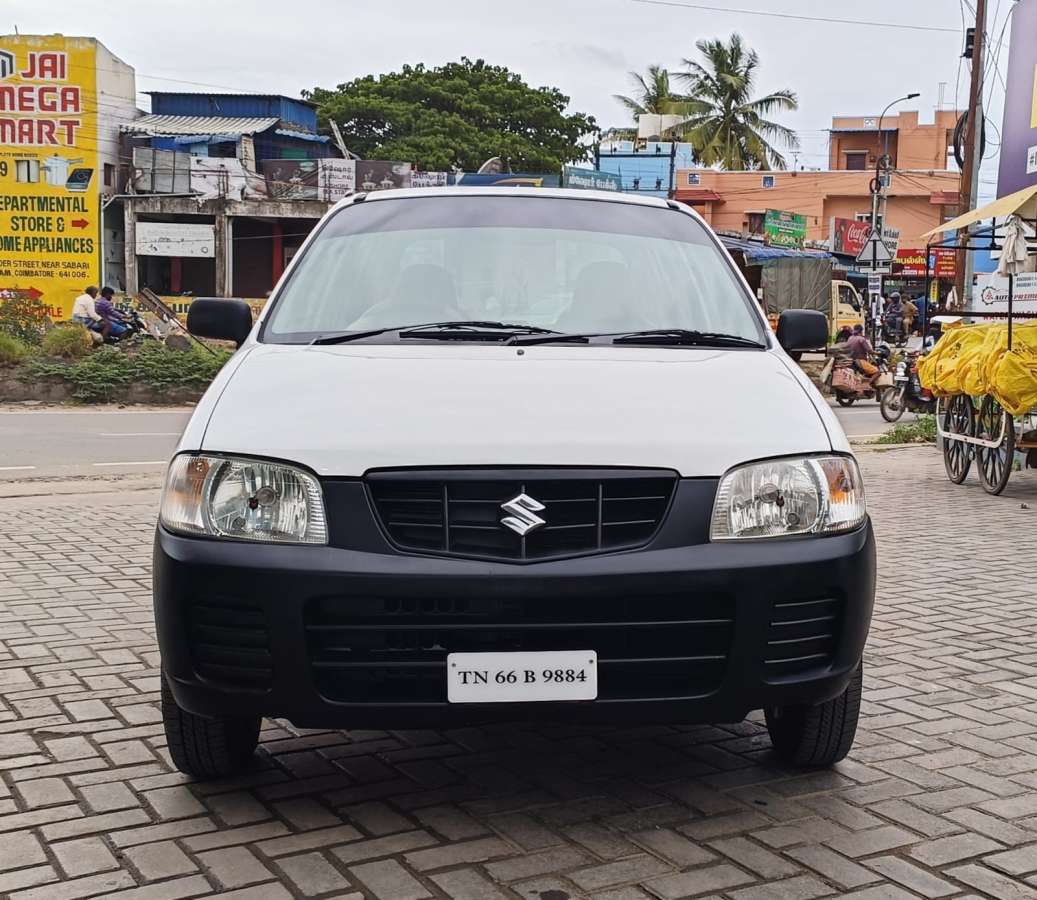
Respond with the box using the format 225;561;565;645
95;39;140;195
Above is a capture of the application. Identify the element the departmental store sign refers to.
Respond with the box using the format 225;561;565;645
0;35;99;319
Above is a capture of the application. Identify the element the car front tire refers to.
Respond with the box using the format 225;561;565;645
765;662;862;767
162;673;261;778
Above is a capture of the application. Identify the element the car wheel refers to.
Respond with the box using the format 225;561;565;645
765;662;862;767
162;673;261;778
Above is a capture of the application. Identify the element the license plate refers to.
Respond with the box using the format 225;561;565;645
447;650;597;703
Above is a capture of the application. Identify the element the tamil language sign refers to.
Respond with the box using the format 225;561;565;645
562;166;622;192
894;248;927;276
261;159;356;201
763;209;806;248
0;35;99;319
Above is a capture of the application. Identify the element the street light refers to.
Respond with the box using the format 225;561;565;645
867;92;920;343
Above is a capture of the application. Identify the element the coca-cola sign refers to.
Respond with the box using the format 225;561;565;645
830;217;901;257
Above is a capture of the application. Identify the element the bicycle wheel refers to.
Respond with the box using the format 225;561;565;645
942;394;973;484
976;395;1015;495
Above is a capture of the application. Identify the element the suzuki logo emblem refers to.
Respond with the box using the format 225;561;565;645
500;493;546;536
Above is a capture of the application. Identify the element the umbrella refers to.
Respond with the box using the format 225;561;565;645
998;215;1031;276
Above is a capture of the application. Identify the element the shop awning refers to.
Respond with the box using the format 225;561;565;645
922;183;1037;237
720;235;834;262
122;114;279;137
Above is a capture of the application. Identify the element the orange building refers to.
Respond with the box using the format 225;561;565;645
674;110;962;250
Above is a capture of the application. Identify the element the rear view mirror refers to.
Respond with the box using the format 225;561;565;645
777;309;828;353
187;298;253;347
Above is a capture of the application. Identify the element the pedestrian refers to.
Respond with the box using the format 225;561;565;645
94;287;129;340
847;324;879;385
71;286;103;333
902;295;918;337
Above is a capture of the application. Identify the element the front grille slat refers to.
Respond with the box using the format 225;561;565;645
765;598;842;678
368;469;676;562
307;594;732;703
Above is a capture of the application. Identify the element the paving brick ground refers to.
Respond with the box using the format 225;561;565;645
2;447;1037;899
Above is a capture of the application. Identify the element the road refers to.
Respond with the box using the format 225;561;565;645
0;408;192;479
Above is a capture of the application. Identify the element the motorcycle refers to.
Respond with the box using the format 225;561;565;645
105;305;154;344
823;343;893;407
880;348;936;422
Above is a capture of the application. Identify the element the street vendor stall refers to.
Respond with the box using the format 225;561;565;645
918;184;1037;494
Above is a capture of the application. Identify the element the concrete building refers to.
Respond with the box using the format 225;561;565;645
0;34;138;319
596;139;695;198
828;109;959;172
117;92;351;303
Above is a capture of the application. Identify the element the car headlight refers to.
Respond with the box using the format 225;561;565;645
710;455;865;540
160;454;327;544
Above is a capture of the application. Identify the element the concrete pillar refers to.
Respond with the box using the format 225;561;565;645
214;211;228;298
123;200;138;295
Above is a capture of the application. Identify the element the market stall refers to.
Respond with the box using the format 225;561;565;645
918;184;1037;494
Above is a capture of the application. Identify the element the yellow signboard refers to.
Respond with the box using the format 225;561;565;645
0;35;99;320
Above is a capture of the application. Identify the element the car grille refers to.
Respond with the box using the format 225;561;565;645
366;469;676;562
188;597;272;689
765;597;842;678
306;594;732;703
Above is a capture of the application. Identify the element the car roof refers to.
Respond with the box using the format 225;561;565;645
331;185;676;212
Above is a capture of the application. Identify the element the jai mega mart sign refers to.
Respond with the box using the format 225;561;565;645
0;35;100;320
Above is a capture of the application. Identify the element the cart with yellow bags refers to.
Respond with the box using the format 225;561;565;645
918;187;1037;495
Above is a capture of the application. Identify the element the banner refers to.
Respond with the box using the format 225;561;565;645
894;248;927;276
0;35;100;320
411;171;449;188
136;222;215;258
764;209;806;248
996;0;1037;194
562;166;622;192
930;248;957;279
355;161;411;192
973;271;1037;320
830;217;900;257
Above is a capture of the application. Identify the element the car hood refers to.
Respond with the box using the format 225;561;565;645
196;343;835;477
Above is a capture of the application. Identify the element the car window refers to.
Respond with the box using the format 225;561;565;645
262;196;765;343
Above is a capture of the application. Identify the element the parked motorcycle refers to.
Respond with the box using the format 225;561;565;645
880;349;936;422
823;343;893;407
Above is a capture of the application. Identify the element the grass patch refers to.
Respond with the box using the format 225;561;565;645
0;332;29;365
875;414;937;445
20;342;231;402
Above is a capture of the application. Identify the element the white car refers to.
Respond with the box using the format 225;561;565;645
155;187;875;777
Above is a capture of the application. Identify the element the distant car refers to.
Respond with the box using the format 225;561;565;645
155;187;875;777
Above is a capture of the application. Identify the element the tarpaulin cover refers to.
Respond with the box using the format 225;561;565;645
918;321;1037;414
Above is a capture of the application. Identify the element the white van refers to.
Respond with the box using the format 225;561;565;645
156;188;875;777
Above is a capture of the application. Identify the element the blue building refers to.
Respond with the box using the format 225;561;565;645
596;140;696;198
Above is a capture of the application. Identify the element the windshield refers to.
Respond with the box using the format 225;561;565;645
261;195;766;345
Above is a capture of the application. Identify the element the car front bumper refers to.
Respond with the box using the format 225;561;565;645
155;521;875;728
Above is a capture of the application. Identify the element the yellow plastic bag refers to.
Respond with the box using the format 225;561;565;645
988;343;1037;415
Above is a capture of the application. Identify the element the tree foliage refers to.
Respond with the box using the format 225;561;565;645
673;34;798;170
306;58;597;172
614;65;684;119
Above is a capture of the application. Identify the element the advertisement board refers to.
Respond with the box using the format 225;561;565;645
930;248;957;279
894;248;927;276
562;166;622;192
830;217;900;257
763;209;806;248
996;0;1037;194
973;271;1037;320
411;171;450;188
136;222;215;258
355;161;411;192
261;159;356;202
0;35;100;319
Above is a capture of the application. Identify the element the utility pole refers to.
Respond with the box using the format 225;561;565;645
956;0;986;309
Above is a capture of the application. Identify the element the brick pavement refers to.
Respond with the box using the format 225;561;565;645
2;448;1037;899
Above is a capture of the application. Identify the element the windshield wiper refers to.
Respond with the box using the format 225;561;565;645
610;329;765;348
311;321;558;346
507;332;592;346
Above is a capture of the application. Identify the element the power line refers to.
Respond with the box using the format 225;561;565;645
629;0;961;33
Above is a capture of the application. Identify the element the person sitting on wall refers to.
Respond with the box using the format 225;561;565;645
94;287;130;341
71;286;104;334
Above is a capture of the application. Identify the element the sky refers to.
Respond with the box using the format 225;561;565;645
4;0;1011;197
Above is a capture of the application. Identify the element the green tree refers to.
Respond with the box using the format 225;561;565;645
673;34;798;170
306;59;597;172
613;65;682;119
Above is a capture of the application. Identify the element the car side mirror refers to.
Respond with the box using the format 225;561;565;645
187;298;253;347
777;309;828;353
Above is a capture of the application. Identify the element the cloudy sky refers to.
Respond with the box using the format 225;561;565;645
5;0;1010;194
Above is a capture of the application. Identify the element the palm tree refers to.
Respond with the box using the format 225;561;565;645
613;65;683;120
673;34;798;170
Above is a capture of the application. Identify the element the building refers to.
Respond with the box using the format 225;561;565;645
596;140;695;198
673;110;963;298
118;92;350;302
0;34;137;319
